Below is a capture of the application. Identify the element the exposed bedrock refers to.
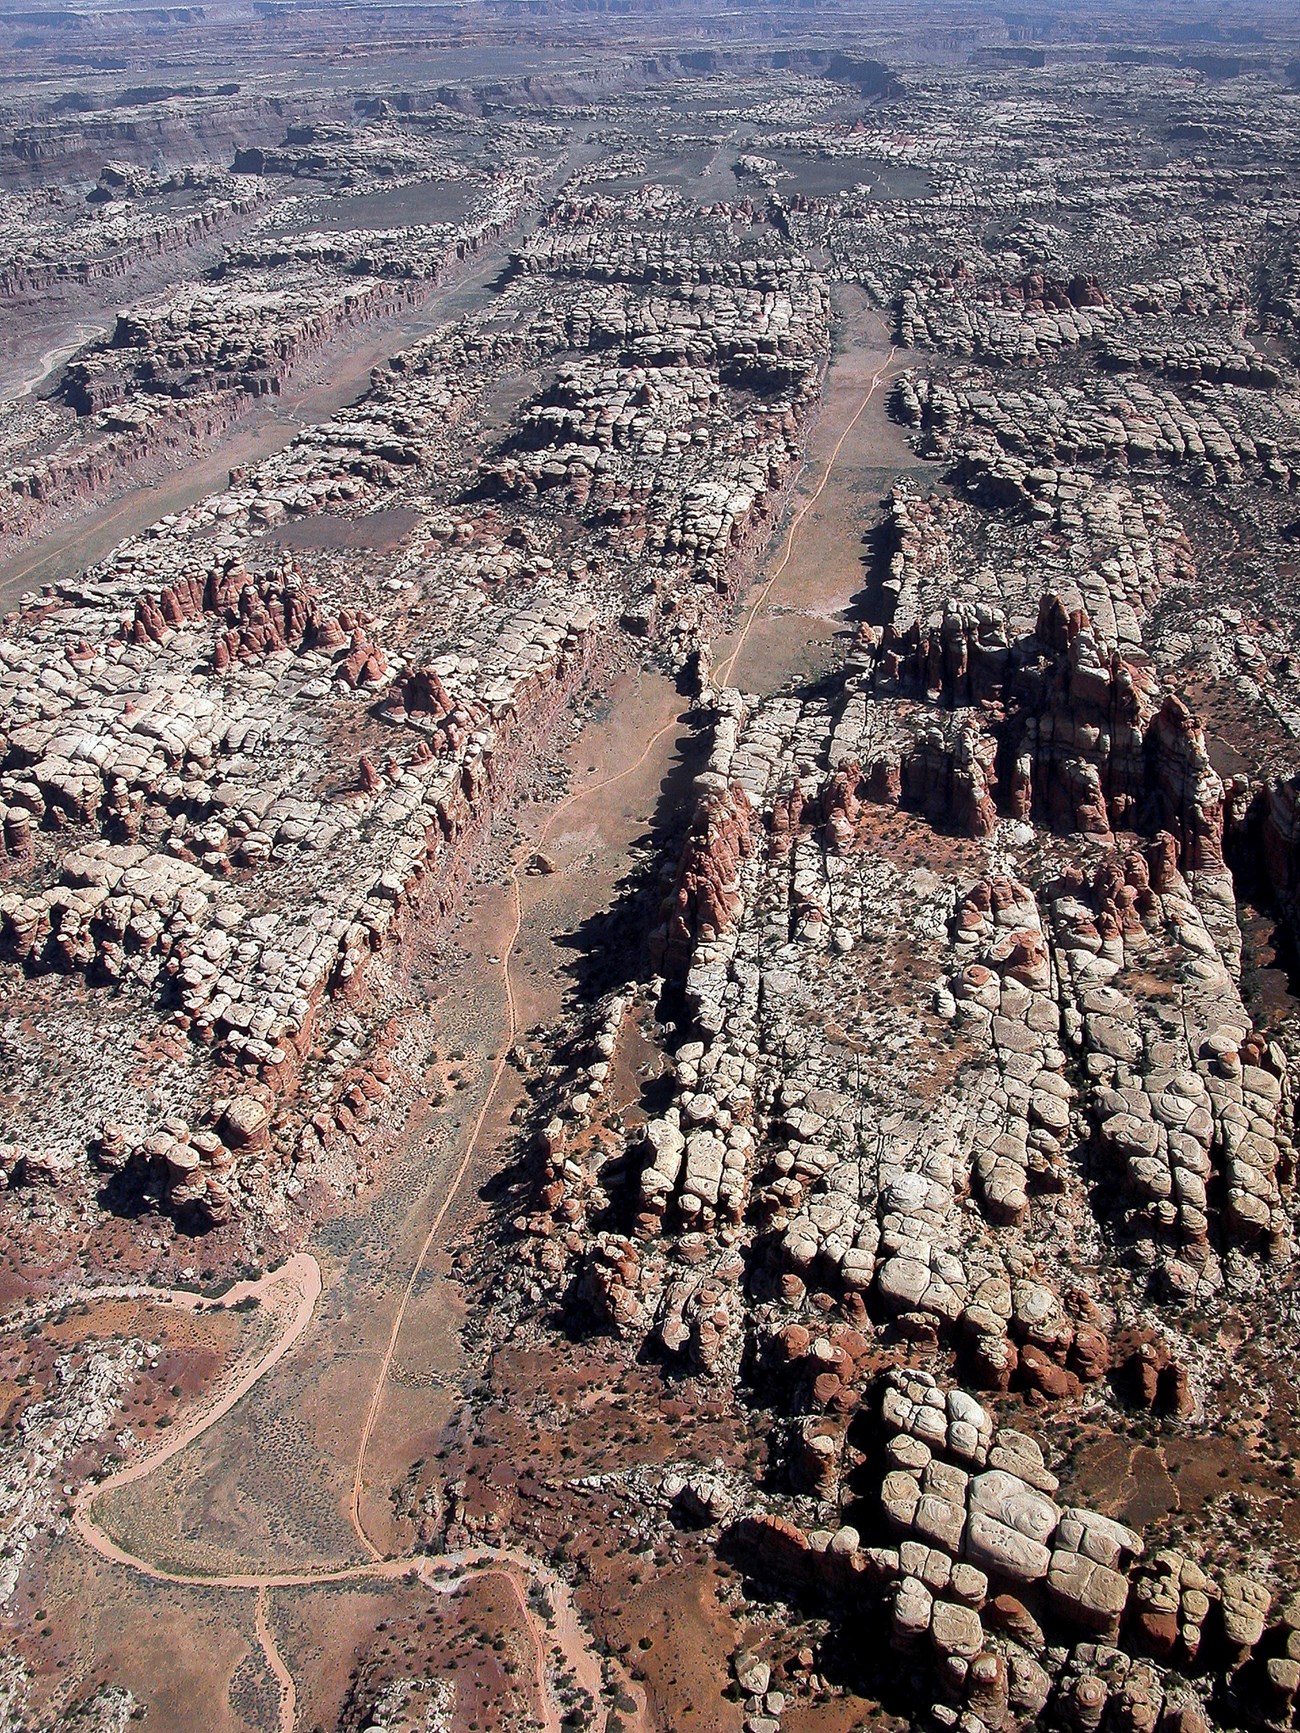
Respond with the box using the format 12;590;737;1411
848;592;1227;866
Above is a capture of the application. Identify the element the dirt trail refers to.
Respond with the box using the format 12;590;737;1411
503;1567;556;1733
256;1587;297;1733
440;1546;612;1733
71;1253;321;1542
0;1243;330;1339
348;873;524;1564
715;343;897;690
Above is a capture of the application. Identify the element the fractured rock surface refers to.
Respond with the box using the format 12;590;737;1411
2;8;1300;1732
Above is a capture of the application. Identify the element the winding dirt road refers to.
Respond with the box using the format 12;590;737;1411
0;320;110;404
71;1254;321;1557
59;344;895;1733
256;1588;297;1733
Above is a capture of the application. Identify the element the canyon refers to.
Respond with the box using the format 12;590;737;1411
2;4;1300;1733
